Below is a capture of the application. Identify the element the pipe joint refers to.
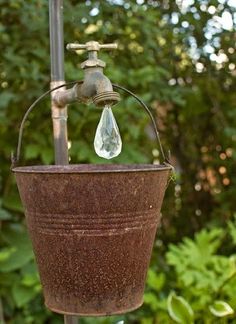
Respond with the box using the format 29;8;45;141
52;84;80;107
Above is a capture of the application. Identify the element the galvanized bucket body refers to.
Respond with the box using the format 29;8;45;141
13;164;170;316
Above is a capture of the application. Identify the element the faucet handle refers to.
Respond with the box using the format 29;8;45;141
67;41;118;52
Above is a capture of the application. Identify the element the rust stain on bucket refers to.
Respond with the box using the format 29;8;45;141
13;164;171;316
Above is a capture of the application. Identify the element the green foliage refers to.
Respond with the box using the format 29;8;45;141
138;221;236;323
0;0;236;323
167;292;194;324
209;301;234;318
0;226;34;272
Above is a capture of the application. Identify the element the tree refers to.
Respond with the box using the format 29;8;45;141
0;0;235;322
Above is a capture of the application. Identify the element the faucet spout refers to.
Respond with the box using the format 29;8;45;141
80;67;113;98
80;67;120;107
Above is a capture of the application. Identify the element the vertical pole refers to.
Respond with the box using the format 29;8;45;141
49;1;78;324
49;0;69;165
64;316;79;324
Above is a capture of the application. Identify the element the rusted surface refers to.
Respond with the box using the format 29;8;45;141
13;164;170;316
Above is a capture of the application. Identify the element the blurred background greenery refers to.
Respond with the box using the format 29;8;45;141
0;0;236;323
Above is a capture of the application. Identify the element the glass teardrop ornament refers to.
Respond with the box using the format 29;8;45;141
94;105;122;159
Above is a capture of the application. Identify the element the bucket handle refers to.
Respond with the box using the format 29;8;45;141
11;81;172;168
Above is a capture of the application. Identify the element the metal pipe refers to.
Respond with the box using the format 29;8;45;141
64;316;79;324
49;0;69;165
50;80;69;165
49;0;65;81
49;1;77;323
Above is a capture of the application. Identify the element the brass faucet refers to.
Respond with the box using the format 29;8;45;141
52;41;120;108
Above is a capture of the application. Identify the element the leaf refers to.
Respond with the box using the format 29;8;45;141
0;227;34;272
228;255;236;275
25;144;40;160
21;273;39;287
209;301;234;317
144;292;159;311
147;269;166;291
167;292;194;324
228;221;236;246
0;92;14;108
0;247;15;262
0;247;33;272
41;147;54;164
0;272;19;287
166;228;224;274
0;208;12;220
141;319;153;324
2;194;23;213
12;283;37;307
1;226;30;247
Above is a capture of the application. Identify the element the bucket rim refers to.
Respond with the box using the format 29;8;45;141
12;163;172;174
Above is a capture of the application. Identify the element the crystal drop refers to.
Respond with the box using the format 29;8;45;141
94;105;122;159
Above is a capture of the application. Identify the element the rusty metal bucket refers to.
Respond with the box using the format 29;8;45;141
13;163;170;316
